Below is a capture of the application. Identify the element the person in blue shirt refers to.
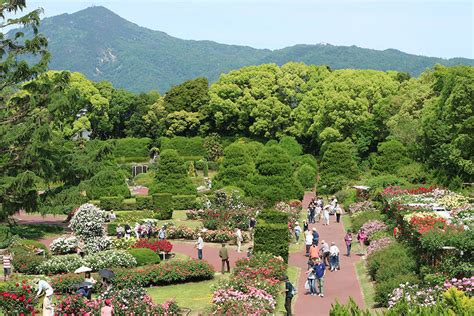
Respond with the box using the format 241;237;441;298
313;258;326;297
312;228;319;246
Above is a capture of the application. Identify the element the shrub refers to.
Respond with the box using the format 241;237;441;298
111;137;152;160
127;248;161;266
100;196;124;211
172;195;197;210
278;136;303;157
152;193;173;211
112;259;214;288
112;237;137;250
154;209;173;220
83;250;137;271
11;251;45;274
215;143;255;188
0;225;12;249
361;220;388;240
133;239;173;253
350;211;384;233
150;150;197;195
83;236;112;253
203;219;218;230
373;140;411;174
367;243;417;283
296;164;317;190
38;254;84;275
258;210;289;224
107;223;118;236
50;236;78;255
319;141;358;194
136;196;153;210
254;220;289;262
234;252;287;280
85;168;130;199
160;136;206;157
375;274;419;306
204;133;223;161
69;203;107;238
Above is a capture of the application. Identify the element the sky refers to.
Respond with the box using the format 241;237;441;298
24;0;473;59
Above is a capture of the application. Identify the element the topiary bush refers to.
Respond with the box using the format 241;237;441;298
150;149;196;195
111;137;152;161
258;210;289;224
136;196;153;210
127;248;161;266
295;163;317;190
100;196;124;211
152;193;173;211
160;136;206;157
172;195;197;210
85;168;130;200
254;220;289;263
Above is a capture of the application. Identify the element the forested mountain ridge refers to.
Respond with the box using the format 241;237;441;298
15;6;473;93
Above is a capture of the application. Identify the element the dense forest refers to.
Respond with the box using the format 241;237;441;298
0;1;473;218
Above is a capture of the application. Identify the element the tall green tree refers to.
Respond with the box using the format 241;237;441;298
319;141;358;194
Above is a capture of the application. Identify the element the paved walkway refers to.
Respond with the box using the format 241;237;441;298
290;192;364;315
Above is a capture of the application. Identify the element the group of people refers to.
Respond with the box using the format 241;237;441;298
306;196;343;226
116;223;167;240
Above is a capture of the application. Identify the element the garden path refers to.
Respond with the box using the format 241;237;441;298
290;192;365;315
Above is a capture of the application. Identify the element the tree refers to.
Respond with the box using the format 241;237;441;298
203;133;223;161
296;164;317;190
163;77;209;113
0;0;49;103
373;139;411;174
214;143;255;189
150;149;196;195
319;141;358;194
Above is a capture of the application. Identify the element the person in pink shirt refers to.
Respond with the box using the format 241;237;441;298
357;229;367;254
101;298;113;316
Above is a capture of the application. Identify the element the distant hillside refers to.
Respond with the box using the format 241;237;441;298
17;6;473;92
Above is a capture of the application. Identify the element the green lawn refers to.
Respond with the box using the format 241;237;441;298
147;275;226;315
275;266;300;315
355;260;377;312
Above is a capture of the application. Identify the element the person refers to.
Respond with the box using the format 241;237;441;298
294;222;302;243
249;217;257;240
134;223;141;239
357;229;367;254
302;220;309;232
246;246;253;258
313;258;326;297
344;231;353;256
35;279;54;316
309;204;315;224
2;250;12;281
116;224;124;238
101;298;114;316
109;211;116;221
124;224;132;239
319;240;330;267
84;271;97;299
323;205;330;225
329;242;340;271
305;261;317;296
304;230;313;257
309;243;319;260
77;286;88;297
335;205;343;223
195;233;204;260
311;227;319;246
158;226;166;240
77;239;85;258
284;275;295;316
235;228;243;252
219;243;230;274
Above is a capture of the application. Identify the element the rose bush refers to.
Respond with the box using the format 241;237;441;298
69;203;107;237
132;238;173;253
388;282;443;309
361;220;388;240
50;236;78;255
366;237;394;257
0;281;37;315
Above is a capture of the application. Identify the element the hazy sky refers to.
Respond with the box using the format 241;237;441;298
25;0;473;59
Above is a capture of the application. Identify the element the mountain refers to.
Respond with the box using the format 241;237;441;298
17;6;474;92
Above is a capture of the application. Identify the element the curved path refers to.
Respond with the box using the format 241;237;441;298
290;192;364;315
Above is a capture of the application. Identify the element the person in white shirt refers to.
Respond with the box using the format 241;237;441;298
323;205;330;226
35;279;54;316
304;230;313;257
329;242;340;271
294;222;302;243
235;228;243;252
195;233;204;260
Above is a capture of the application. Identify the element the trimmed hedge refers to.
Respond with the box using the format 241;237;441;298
112;259;214;288
258;210;289;224
153;193;173;211
100;196;124;211
154;209;173;220
136;196;153;210
110;137;152;160
254;220;289;263
160;136;206;157
127;248;161;266
172;195;196;210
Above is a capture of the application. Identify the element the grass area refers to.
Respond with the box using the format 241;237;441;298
275;266;300;315
114;210;203;229
342;214;352;232
147;275;226;315
134;172;155;186
355;259;376;311
5;224;64;240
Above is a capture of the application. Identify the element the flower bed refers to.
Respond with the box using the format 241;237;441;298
112;259;214;288
367;237;394;257
0;281;37;315
388;282;443;309
133;238;173;253
348;201;378;214
38;250;137;275
212;252;286;315
50;236;78;255
167;225;246;243
361;220;388;240
444;277;473;294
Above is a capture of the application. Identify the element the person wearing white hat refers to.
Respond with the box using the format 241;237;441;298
293;222;302;243
35;279;54;316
